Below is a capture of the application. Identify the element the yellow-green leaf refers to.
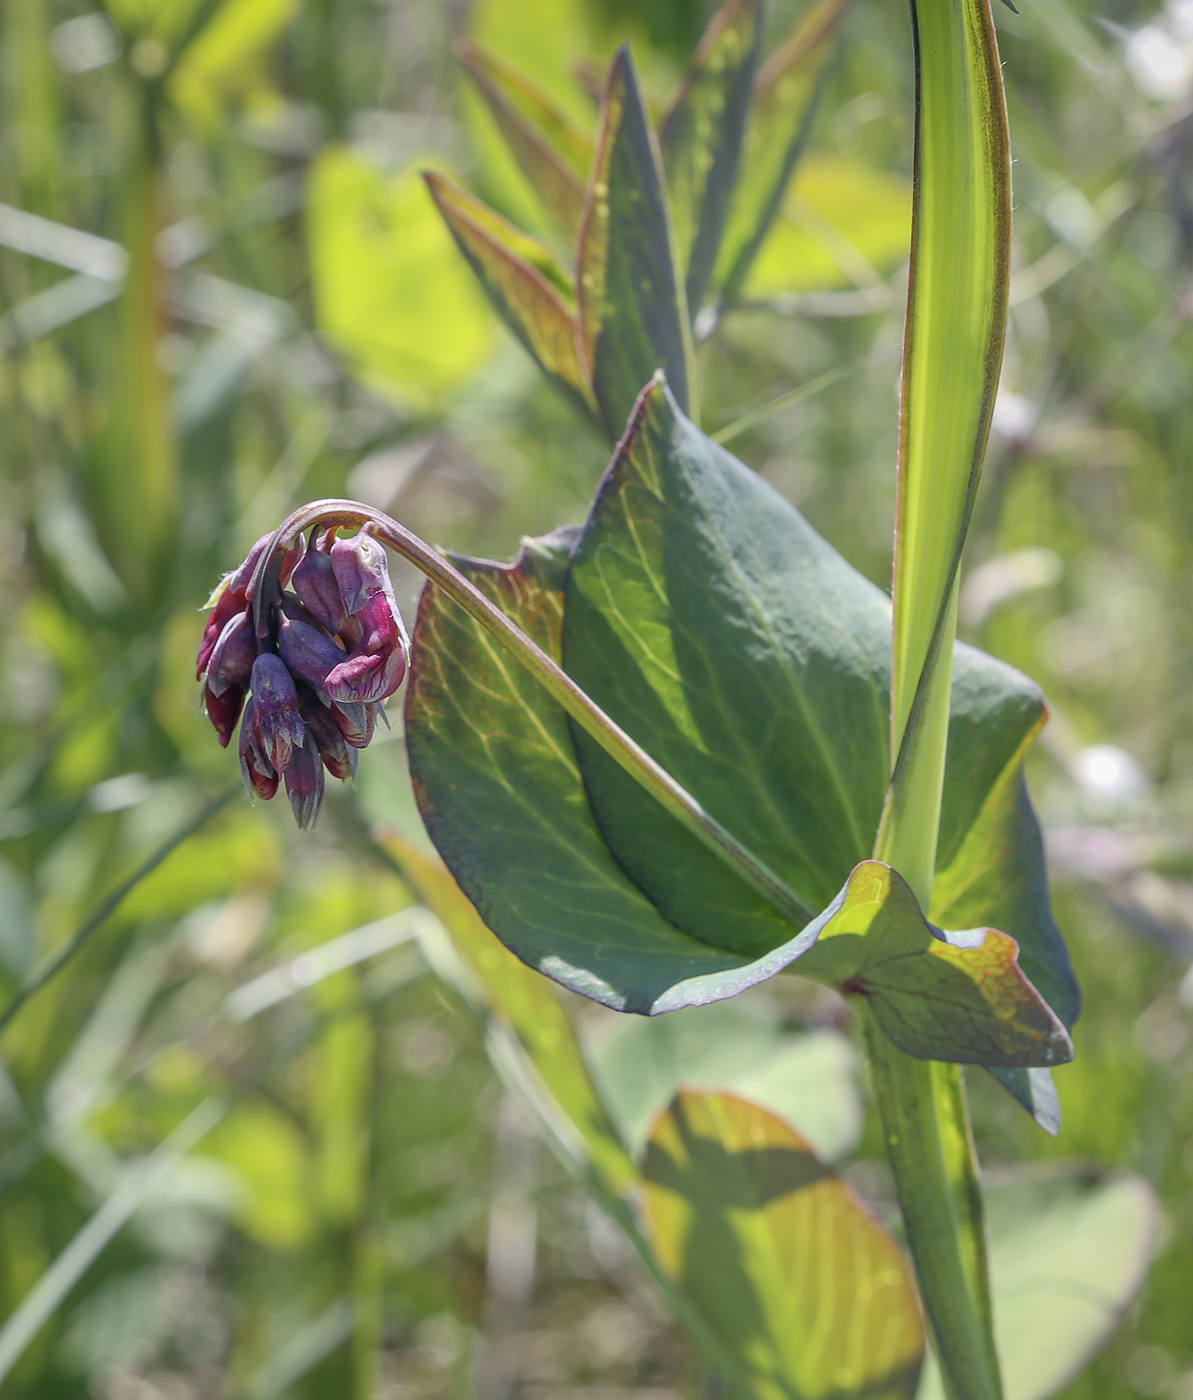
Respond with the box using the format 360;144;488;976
643;1090;924;1400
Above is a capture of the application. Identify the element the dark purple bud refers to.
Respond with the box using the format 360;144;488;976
249;653;305;772
330;531;391;615
331;699;376;749
292;546;347;635
205;609;256;697
277;612;348;698
238;699;279;799
284;728;325;829
325;593;409;705
301;698;357;781
198;583;246;679
206;684;246;748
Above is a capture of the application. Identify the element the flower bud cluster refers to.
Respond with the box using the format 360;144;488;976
197;527;409;828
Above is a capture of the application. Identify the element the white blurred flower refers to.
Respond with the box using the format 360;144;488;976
1125;6;1193;101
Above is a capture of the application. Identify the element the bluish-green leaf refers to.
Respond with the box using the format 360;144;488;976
577;45;697;436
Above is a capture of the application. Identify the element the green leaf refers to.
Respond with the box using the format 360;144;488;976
423;172;597;421
404;525;818;1016
916;1168;1158;1400
659;0;765;316
376;833;636;1192
642;1090;925;1400
591;1002;863;1161
577;45;697;436
714;0;849;305
796;862;1071;1068
455;39;593;239
307;149;495;406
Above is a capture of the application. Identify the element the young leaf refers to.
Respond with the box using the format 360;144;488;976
916;1169;1158;1400
577;46;697;436
795;862;1072;1068
455;39;593;238
642;1091;924;1400
659;0;766;316
376;832;635;1192
423;172;596;420
714;0;850;305
403;526;820;1016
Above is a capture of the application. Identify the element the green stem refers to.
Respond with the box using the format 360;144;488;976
253;500;815;932
860;1009;1000;1399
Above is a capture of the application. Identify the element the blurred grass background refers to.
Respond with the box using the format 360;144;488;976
3;0;1193;1395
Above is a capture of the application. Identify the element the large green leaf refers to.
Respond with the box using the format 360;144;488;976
714;0;849;305
590;1002;863;1161
404;526;819;1016
659;0;765;317
916;1169;1157;1400
455;39;592;239
577;46;697;436
642;1090;924;1400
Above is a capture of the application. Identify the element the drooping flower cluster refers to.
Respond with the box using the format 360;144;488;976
197;526;409;828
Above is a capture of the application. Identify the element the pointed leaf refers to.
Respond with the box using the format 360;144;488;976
659;0;765;315
796;861;1071;1068
423;172;596;421
916;1168;1157;1400
456;39;593;238
403;526;819;1016
642;1091;924;1400
577;46;696;436
376;833;635;1191
714;0;849;304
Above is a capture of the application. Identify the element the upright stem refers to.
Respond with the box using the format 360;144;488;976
253;500;815;933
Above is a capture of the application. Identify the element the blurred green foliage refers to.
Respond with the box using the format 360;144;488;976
4;0;1193;1395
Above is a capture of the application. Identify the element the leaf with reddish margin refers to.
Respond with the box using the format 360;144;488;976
642;1090;924;1400
577;45;696;436
455;39;593;238
424;173;596;422
659;0;765;316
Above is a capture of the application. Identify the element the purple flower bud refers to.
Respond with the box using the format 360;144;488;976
330;531;390;615
206;684;246;749
292;546;347;635
204;609;256;697
301;698;358;781
250;653;305;772
277;612;348;698
331;699;376;749
284;727;325;828
325;593;409;705
197;584;245;679
239;699;279;799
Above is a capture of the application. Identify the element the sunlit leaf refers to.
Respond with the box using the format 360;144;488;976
714;0;849;304
642;1091;924;1400
376;833;636;1192
659;0;765;315
168;0;299;130
307;148;495;406
916;1168;1158;1400
423;172;596;421
456;39;592;237
577;46;696;436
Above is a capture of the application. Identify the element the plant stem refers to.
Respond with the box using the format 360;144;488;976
860;1010;1000;1399
252;500;815;932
